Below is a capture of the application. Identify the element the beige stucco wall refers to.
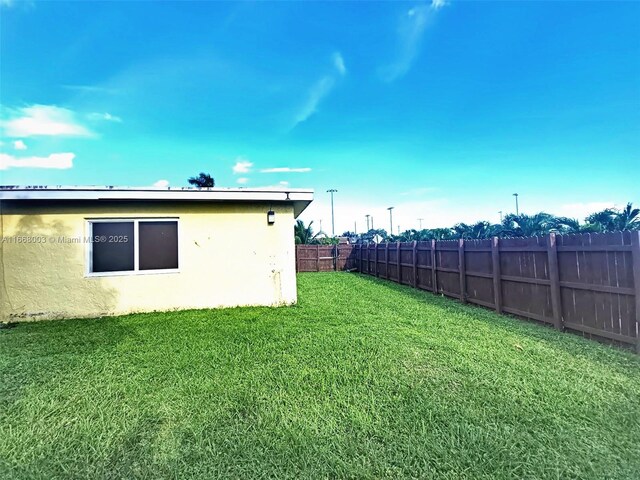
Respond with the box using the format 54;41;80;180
0;201;297;322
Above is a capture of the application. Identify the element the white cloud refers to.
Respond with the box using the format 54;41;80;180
431;0;448;10
279;181;289;186
232;158;253;174
260;167;311;173
0;152;75;170
333;52;346;76
13;140;27;150
88;112;122;122
153;179;169;188
1;105;93;137
293;76;336;127
291;52;347;128
237;177;249;184
380;2;446;82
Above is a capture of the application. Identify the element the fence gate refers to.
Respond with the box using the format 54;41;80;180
295;244;357;272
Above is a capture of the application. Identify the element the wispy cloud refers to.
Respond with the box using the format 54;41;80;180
333;52;346;75
380;1;448;82
279;181;289;186
291;52;347;128
0;152;75;170
13;140;27;150
62;84;119;95
260;167;311;173
232;157;253;174
88;112;122;122
237;177;249;184
152;179;169;188
1;105;93;137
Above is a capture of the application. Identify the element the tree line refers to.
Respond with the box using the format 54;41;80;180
295;202;639;244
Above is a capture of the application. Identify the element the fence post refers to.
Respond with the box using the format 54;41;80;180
631;231;640;354
459;238;467;303
385;242;390;279
296;245;300;273
316;244;320;272
412;240;418;288
547;233;563;330
397;241;401;284
431;239;438;294
492;237;503;314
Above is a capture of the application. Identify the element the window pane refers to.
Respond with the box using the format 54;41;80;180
92;222;134;272
139;221;178;270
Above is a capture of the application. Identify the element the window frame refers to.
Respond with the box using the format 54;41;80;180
85;218;180;277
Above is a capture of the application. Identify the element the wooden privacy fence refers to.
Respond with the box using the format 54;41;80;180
296;244;358;272
297;231;640;350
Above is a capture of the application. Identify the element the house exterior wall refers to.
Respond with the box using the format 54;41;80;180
0;201;297;322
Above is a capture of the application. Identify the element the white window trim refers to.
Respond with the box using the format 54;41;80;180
85;218;180;277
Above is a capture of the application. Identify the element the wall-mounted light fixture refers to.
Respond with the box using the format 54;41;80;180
267;209;275;225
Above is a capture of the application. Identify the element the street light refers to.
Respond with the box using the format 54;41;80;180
327;189;338;237
365;214;370;231
418;218;424;230
387;207;394;236
513;193;519;216
498;211;503;222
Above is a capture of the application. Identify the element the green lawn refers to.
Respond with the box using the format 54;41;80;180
1;273;639;479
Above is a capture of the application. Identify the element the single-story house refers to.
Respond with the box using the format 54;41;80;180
0;186;313;322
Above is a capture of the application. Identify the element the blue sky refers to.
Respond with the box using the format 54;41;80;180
1;0;638;233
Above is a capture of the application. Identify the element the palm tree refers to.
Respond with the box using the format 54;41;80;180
501;212;559;237
613;203;640;230
294;220;323;244
188;172;215;188
584;203;639;232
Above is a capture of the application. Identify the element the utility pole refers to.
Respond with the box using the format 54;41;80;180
354;221;357;235
418;218;424;230
319;219;323;233
371;216;374;230
387;207;394;236
498;211;503;222
327;189;337;237
513;193;519;216
365;214;370;231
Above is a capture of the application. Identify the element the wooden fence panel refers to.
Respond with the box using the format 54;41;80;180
435;240;461;298
499;236;553;324
557;232;636;344
387;244;399;282
399;243;414;286
465;239;495;308
416;241;434;291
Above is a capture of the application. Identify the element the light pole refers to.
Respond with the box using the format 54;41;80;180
387;207;394;236
371;216;374;230
327;189;337;237
418;218;424;230
365;214;370;231
354;221;357;235
513;193;519;216
498;211;503;222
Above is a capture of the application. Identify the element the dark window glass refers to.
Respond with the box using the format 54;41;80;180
92;222;134;272
139;221;178;270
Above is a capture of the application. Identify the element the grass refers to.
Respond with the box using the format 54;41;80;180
1;273;639;479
